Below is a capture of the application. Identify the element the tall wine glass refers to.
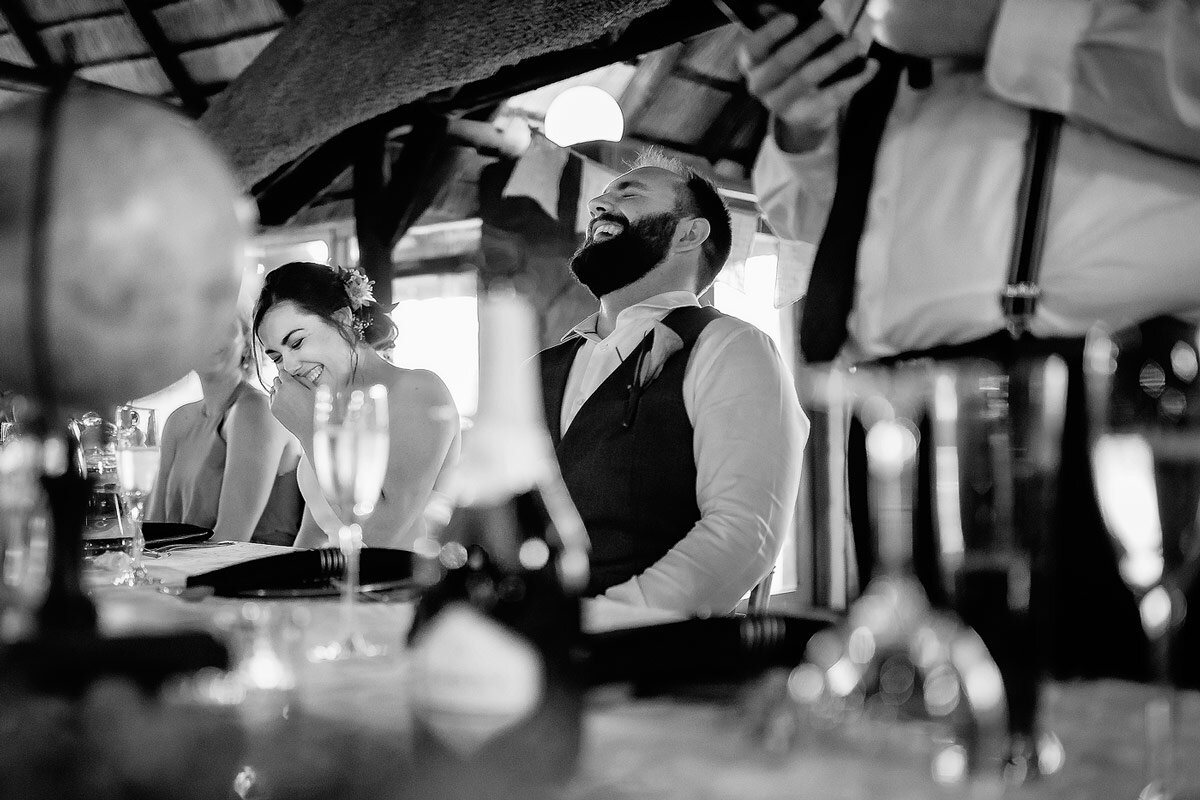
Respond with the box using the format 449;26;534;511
798;364;1009;781
1085;318;1200;800
929;357;1068;783
112;406;160;587
309;383;389;661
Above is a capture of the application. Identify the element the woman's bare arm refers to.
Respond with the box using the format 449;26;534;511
211;391;295;542
359;369;459;549
146;405;186;521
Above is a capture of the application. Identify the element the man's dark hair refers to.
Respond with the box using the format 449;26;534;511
631;149;733;292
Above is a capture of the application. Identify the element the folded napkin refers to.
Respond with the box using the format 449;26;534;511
186;547;416;597
582;613;838;692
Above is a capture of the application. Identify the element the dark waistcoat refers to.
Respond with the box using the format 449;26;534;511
540;306;723;596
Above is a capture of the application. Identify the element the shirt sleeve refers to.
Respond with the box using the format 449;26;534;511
600;323;810;615
751;120;839;245
987;0;1200;163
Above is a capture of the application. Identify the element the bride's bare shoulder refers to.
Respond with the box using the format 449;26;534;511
385;366;455;410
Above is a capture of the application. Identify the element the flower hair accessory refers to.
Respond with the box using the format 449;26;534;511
334;264;376;311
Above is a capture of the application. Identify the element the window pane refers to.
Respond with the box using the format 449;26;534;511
389;272;479;418
713;249;798;597
713;253;783;347
248;239;330;272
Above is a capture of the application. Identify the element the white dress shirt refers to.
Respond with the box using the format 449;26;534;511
561;291;809;615
753;0;1200;361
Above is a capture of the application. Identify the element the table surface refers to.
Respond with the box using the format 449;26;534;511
70;544;1200;800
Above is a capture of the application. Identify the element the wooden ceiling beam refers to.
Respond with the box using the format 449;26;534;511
0;0;54;70
176;22;284;53
694;92;764;164
617;44;686;130
120;0;207;116
670;63;743;95
352;129;391;303
352;115;452;305
375;114;452;245
0;57;132;95
252;105;415;226
0;57;54;91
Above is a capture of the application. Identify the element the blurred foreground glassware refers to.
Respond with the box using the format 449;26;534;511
0;433;51;637
1085;318;1200;800
309;384;389;661
405;284;589;798
793;363;854;609
70;411;122;538
796;365;1010;786
112;405;159;587
930;357;1068;783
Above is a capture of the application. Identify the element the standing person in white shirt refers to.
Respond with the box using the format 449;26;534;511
538;152;809;616
747;0;1200;360
740;0;1200;681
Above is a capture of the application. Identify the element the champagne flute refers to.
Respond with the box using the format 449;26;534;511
799;364;1009;780
309;383;389;661
0;432;51;620
112;406;160;587
929;357;1068;783
1085;318;1200;800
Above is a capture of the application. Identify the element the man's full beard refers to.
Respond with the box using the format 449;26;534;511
569;211;679;299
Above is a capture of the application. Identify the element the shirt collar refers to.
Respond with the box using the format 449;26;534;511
564;291;701;343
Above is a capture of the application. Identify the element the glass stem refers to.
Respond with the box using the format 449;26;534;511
1144;587;1179;800
339;522;361;641
1145;687;1178;799
130;500;145;572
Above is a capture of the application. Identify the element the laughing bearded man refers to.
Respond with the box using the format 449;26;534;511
538;152;809;615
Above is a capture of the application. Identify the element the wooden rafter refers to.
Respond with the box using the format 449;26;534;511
0;0;54;70
0;57;126;95
0;56;51;91
119;0;207;116
175;22;282;53
375;114;451;245
252;106;414;226
695;92;764;165
353;114;453;306
617;44;686;132
670;63;743;95
353;129;391;304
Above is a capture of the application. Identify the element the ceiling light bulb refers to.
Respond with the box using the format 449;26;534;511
544;85;624;147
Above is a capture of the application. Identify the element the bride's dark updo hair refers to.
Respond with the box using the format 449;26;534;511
252;261;398;352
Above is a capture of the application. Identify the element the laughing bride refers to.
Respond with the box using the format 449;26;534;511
253;261;460;549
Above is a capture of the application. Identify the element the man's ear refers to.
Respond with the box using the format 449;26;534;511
333;306;354;329
674;217;711;254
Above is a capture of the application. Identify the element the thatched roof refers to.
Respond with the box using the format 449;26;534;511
1;0;767;229
199;0;673;186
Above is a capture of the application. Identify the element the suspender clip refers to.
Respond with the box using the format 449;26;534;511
1000;282;1041;339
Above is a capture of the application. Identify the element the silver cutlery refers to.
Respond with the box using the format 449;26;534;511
147;541;236;554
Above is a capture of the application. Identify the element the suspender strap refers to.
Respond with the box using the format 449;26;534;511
1001;109;1065;339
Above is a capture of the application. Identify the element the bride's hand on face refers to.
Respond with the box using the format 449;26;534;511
269;370;315;445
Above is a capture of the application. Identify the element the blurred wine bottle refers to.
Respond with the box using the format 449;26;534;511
405;281;590;799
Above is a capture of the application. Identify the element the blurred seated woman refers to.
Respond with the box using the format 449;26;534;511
147;318;304;545
253;261;460;550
